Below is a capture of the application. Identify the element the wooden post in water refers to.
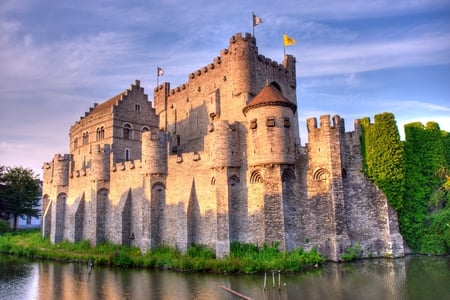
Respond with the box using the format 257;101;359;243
264;272;267;291
278;270;281;291
272;270;275;288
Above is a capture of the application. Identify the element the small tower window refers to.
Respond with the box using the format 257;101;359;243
250;119;257;129
266;117;275;127
284;117;291;128
124;149;130;161
74;137;78;148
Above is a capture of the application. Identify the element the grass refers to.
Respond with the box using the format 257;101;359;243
0;230;325;274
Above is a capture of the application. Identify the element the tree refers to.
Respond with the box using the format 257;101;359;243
0;167;41;231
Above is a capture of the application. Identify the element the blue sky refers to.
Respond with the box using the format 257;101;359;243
1;0;449;178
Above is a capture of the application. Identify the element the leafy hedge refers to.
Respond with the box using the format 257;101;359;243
361;115;449;254
360;113;405;210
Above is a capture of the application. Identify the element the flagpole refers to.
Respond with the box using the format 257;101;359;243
283;33;286;56
157;66;159;87
252;12;255;37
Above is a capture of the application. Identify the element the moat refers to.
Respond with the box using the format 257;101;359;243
1;255;448;299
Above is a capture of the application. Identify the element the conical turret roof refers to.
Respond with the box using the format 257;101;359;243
243;84;297;115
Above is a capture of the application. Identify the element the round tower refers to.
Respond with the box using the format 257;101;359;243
229;33;257;97
52;154;71;186
142;130;167;174
243;84;297;167
209;120;240;168
91;144;111;181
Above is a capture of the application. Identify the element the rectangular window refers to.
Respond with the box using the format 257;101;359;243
135;104;141;111
250;119;257;129
266;117;275;127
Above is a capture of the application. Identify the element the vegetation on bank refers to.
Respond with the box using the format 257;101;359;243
360;113;450;255
0;230;324;274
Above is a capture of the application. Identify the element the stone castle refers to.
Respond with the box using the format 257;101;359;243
42;32;404;261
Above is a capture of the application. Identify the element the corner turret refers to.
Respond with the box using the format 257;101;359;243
244;84;298;166
52;154;72;187
141;130;167;174
91;144;111;181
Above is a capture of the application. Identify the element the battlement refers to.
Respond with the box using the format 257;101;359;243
229;32;256;45
154;33;292;101
112;159;139;172
53;153;72;161
93;144;111;154
307;115;345;132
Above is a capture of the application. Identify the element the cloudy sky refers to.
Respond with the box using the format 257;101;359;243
1;0;449;178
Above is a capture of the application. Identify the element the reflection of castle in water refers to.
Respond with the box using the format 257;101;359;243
42;32;404;261
32;259;409;299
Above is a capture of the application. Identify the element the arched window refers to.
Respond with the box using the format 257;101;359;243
250;170;263;184
313;168;329;181
96;126;105;140
282;168;296;182
124;149;130;161
82;131;89;145
123;124;132;139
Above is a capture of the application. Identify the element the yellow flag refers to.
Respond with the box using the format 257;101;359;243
283;33;296;47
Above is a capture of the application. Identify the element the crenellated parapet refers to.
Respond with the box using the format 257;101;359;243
307;115;345;134
153;32;294;106
112;159;139;172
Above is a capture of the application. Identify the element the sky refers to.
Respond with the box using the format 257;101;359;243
1;0;449;178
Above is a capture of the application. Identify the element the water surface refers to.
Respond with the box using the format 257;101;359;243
0;255;448;299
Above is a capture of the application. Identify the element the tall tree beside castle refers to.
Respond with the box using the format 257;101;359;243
0;167;41;231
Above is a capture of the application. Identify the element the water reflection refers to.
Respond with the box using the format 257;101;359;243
1;255;449;300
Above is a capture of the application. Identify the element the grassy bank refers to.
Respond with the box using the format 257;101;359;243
0;230;324;274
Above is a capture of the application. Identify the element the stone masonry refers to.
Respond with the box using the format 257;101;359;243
42;32;405;261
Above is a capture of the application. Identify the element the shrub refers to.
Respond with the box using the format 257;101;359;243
341;243;363;261
0;219;11;234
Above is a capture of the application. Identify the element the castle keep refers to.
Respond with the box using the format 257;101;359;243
42;33;404;261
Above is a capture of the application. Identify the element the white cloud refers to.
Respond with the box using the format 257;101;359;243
298;33;450;77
